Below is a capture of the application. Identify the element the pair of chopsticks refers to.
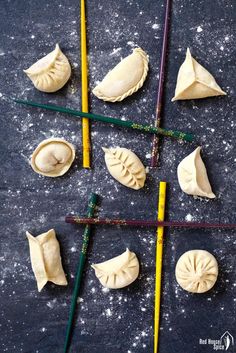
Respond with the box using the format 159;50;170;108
13;98;193;142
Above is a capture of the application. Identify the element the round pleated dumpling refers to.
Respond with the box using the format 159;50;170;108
91;248;139;289
93;47;149;102
30;138;75;177
175;250;218;293
102;147;146;190
24;44;71;92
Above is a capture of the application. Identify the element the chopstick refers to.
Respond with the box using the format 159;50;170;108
13;98;193;142
151;0;172;167
63;193;98;353
65;216;236;229
154;182;167;353
81;0;91;168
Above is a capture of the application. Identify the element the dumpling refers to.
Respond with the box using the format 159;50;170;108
24;44;71;92
177;147;215;198
93;47;149;102
172;48;226;101
31;138;75;177
91;248;139;289
175;250;218;293
26;229;68;292
102;147;146;190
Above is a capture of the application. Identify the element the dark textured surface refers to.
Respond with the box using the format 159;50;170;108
0;0;235;352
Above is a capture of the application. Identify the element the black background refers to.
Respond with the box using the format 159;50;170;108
0;0;235;352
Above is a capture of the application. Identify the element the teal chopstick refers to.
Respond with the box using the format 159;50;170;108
13;98;193;142
63;193;98;353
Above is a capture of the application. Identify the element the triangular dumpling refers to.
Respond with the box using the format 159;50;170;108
177;147;216;198
172;48;226;101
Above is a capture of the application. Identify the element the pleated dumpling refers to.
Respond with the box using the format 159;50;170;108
31;138;75;177
177;147;215;198
102;147;146;190
26;229;68;292
172;48;226;101
175;250;218;293
93;47;149;102
91;248;139;289
24;44;71;92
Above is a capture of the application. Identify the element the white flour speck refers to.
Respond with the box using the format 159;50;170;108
185;214;193;222
109;47;122;56
40;327;47;333
152;23;160;30
105;308;112;317
197;26;203;32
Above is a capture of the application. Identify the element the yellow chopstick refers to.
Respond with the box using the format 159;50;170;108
154;181;167;353
81;0;90;168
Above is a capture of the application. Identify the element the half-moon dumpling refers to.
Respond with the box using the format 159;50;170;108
175;250;218;293
26;229;68;292
24;44;71;92
31;138;75;177
102;147;146;190
93;47;149;102
177;147;215;198
172;48;226;101
91;248;139;289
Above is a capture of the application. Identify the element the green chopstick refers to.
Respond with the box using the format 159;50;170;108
63;193;98;353
13;98;193;142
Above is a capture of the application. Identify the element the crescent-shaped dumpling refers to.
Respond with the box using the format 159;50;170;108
91;248;139;289
175;250;218;293
92;47;149;102
31;138;75;177
24;44;71;92
172;48;226;101
26;229;68;292
177;147;215;198
102;147;146;190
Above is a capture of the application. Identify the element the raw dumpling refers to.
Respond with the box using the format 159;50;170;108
91;248;139;289
26;229;68;292
93;47;149;102
31;138;75;177
102;147;146;190
177;147;215;198
175;250;218;293
172;48;226;101
24;44;71;92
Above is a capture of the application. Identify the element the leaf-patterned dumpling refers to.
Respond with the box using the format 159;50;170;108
175;250;218;293
24;44;71;92
172;48;226;101
91;248;139;289
31;138;75;177
177;147;215;198
93;47;149;102
26;229;68;292
102;147;146;190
